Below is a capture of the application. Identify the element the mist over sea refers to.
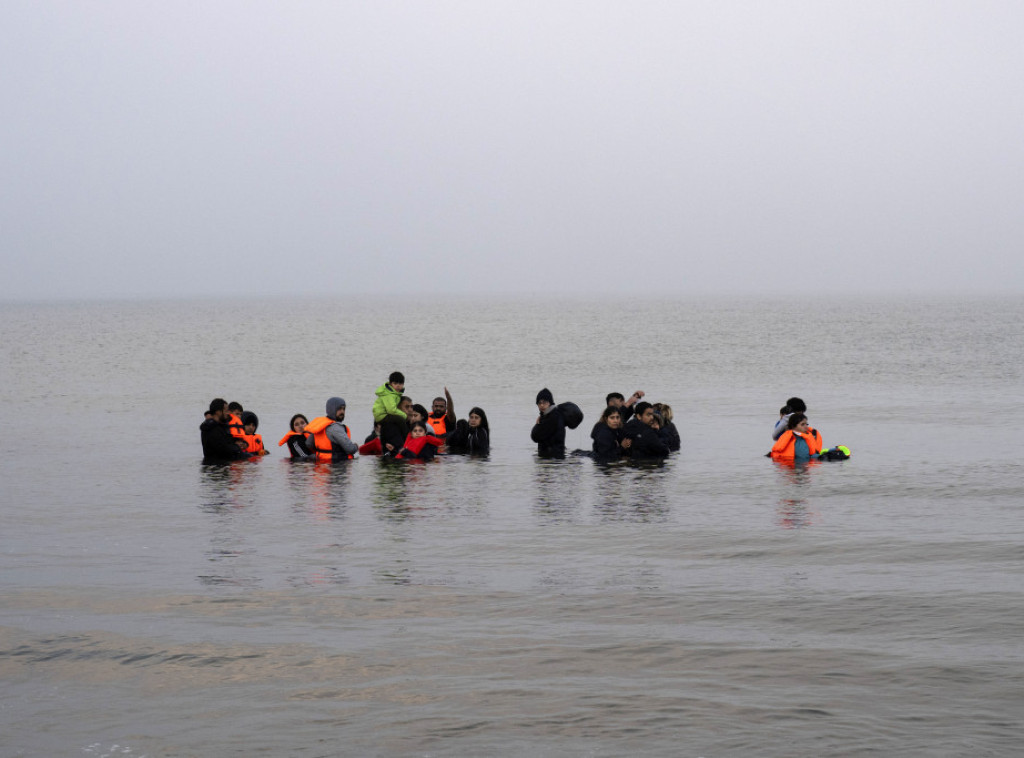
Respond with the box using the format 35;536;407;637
2;295;1022;757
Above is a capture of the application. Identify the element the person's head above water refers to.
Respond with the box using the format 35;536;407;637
326;397;346;422
600;406;622;428
409;421;427;438
634;401;654;425
787;412;808;431
536;388;554;412
785;397;806;414
290;414;308;433
468;407;489;431
241;411;259;434
239;411;257;433
389;371;405;392
209;398;229;422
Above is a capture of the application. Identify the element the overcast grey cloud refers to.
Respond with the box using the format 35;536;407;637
2;1;1022;300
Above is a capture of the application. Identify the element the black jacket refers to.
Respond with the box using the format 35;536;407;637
590;422;624;461
285;434;313;459
659;421;681;452
622;418;670;459
446;420;490;455
531;408;566;458
200;418;249;463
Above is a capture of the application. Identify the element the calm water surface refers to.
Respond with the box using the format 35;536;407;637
1;296;1022;757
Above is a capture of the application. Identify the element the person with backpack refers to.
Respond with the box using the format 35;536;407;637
531;387;566;458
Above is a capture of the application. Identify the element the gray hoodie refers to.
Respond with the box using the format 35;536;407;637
324;397;359;456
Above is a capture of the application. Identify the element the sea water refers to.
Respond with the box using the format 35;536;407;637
1;295;1022;757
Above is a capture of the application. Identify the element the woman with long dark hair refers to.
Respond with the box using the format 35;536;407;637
446;404;490;456
278;414;313;459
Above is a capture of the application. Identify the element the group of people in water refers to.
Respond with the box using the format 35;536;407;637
200;372;489;464
199;374;846;465
532;388;681;462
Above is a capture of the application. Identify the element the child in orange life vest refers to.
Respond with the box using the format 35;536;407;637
394;421;444;460
240;411;269;456
227;401;246;439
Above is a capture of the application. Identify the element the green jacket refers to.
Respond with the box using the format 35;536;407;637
372;382;406;422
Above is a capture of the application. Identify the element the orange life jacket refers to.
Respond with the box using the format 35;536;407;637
241;433;267;456
304;417;352;463
771;428;822;461
278;430;312;458
227;414;246;438
428;413;448;437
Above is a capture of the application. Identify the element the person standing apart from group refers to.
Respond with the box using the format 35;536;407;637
531;388;566;458
770;412;822;462
773;397;807;441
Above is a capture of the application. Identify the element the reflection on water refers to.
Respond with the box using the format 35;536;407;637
776;498;818;529
371;460;415;520
593;461;672;523
197;462;260;588
289;460;352;522
532;457;586;524
197;461;252;513
772;460;822;529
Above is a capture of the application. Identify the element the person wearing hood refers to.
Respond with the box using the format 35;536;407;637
200;398;251;463
239;411;269;456
304;397;359;462
531;388;566;458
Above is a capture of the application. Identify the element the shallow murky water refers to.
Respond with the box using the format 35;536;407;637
2;295;1022;756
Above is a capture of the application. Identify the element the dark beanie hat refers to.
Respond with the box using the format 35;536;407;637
240;411;259;430
536;388;554;405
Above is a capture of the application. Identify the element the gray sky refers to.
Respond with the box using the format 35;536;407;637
2;1;1022;300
